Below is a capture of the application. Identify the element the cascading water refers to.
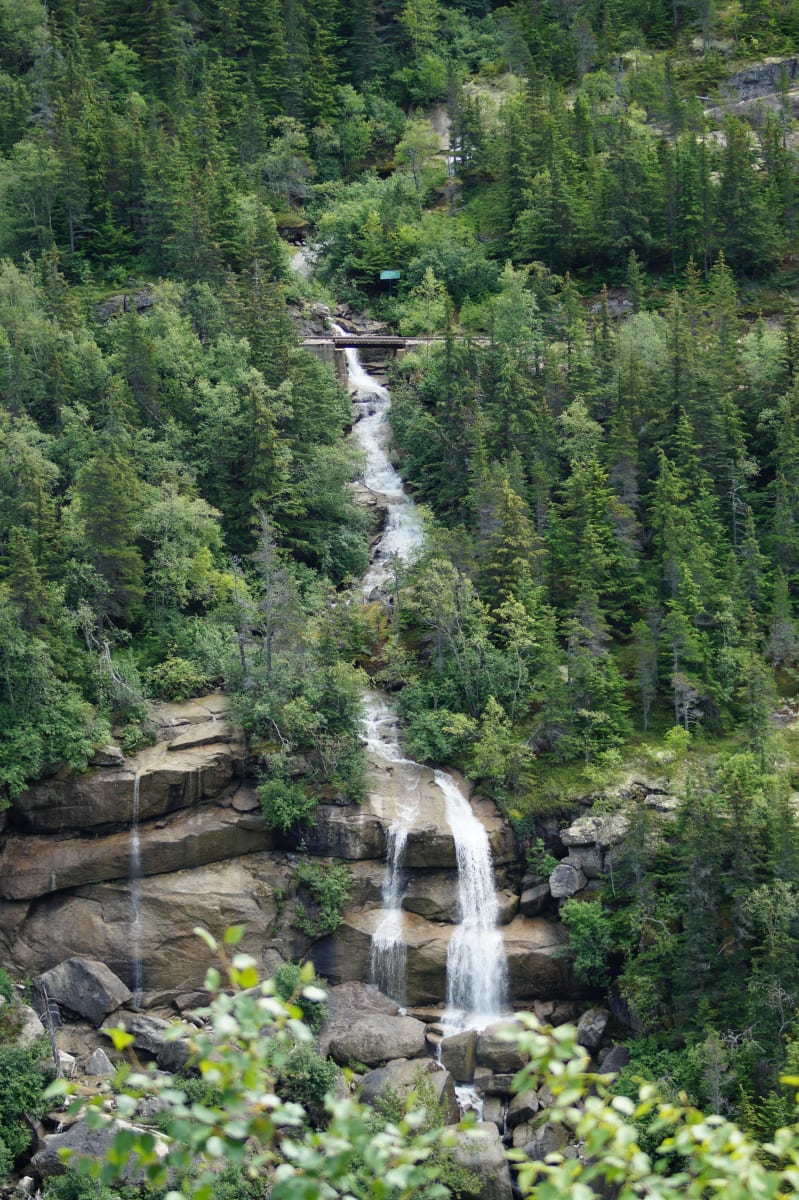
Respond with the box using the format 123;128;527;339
130;773;143;1007
435;770;508;1028
363;695;422;1004
340;322;508;1028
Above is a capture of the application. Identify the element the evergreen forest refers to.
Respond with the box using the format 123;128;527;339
5;0;799;1185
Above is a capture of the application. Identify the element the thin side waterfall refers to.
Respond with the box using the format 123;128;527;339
435;769;508;1029
130;773;143;1007
364;696;421;1003
338;322;508;1026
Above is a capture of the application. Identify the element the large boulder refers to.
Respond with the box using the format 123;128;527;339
328;1014;427;1067
0;807;274;900
31;1118;166;1181
359;1057;459;1123
439;1029;477;1082
35;958;132;1027
318;982;400;1057
452;1122;513;1200
476;1021;528;1074
548;862;586;899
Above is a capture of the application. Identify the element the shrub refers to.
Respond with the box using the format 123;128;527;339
294;861;352;937
258;777;318;833
560;897;615;991
146;655;210;702
0;1042;50;1181
273;962;328;1032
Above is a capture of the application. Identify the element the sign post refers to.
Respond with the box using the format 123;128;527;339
379;269;401;297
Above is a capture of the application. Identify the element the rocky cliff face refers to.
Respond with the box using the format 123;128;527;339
0;693;585;1010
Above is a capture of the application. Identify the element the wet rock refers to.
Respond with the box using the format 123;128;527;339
358;1057;458;1123
329;1014;427;1067
439;1029;477;1082
576;1007;610;1053
35;959;132;1028
548;862;587;899
452;1122;513;1200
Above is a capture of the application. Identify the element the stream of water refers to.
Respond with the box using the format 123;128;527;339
342;327;508;1031
130;773;143;1007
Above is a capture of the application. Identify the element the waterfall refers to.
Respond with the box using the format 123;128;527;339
435;770;508;1029
130;773;143;1007
339;324;508;1027
334;324;423;596
364;695;421;1004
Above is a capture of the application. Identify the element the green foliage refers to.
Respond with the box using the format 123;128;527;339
274;1041;340;1119
273;961;328;1032
47;942;799;1200
293;860;352;938
0;1041;49;1180
258;777;318;834
560;898;615;991
145;656;210;702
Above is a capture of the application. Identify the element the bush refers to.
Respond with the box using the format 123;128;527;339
294;861;352;937
560;897;615;991
273;962;328;1032
258;777;318;833
275;1041;340;1119
0;1042;50;1180
146;655;210;702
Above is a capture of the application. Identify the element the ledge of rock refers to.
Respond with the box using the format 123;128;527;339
11;741;244;835
0;803;273;900
303;803;387;860
5;856;291;995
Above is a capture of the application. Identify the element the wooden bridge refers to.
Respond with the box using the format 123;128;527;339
302;334;445;350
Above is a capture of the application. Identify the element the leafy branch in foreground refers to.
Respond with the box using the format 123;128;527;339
45;928;799;1200
46;927;453;1200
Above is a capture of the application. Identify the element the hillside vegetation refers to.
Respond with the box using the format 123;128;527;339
2;0;799;1161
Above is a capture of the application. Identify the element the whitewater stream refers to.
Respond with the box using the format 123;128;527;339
340;328;508;1031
